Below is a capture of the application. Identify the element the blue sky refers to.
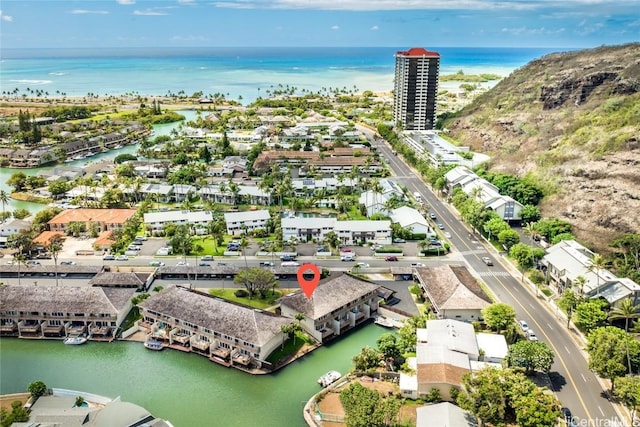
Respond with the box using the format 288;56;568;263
1;0;639;49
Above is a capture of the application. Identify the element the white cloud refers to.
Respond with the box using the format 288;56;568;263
501;26;566;35
211;0;635;12
178;0;197;4
133;9;169;15
70;9;110;14
370;25;379;30
331;25;340;30
0;10;13;22
117;0;136;5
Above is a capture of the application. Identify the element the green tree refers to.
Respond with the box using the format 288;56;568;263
397;314;427;353
483;217;510;241
587;326;640;391
233;268;277;298
7;172;27;192
352;346;382;371
613;375;640;421
482;303;516;332
498;228;520;250
239;235;250;268
376;333;403;369
12;208;30;220
28;380;47;398
509;242;535;282
169;225;193;258
575;299;608;331
0;190;8;219
339;382;401;427
508;340;555;373
557;289;580;328
520;205;541;224
511;387;561;427
457;367;508;425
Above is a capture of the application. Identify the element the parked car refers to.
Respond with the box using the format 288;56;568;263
135;236;148;241
127;245;141;251
201;255;214;261
103;254;115;261
385;256;398;262
115;255;128;261
527;330;538;341
518;320;529;332
149;261;165;267
481;257;494;266
60;261;76;266
26;260;41;265
561;407;578;427
392;238;406;243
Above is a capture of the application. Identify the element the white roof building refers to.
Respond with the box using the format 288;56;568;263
224;210;271;236
390;206;433;236
475;333;509;364
144;210;214;231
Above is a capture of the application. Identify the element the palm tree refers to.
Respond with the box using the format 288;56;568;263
239;236;250;268
589;254;607;297
522;222;540;245
0;190;8;221
574;275;587;297
48;235;63;286
609;298;640;374
13;253;28;286
609;298;640;333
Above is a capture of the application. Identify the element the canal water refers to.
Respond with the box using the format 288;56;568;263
0;323;388;427
0;111;198;214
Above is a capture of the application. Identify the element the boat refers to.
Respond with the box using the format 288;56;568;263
374;316;395;328
317;371;341;388
144;338;164;351
64;336;87;345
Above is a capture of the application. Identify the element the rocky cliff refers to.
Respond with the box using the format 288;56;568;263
444;43;640;253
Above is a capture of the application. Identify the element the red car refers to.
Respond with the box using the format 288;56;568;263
385;256;398;262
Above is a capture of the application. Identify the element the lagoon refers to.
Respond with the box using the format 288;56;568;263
0;323;387;427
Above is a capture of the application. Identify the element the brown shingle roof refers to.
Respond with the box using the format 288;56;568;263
415;265;491;311
138;285;290;346
32;231;65;246
417;363;469;386
278;273;380;320
88;272;145;288
0;285;122;314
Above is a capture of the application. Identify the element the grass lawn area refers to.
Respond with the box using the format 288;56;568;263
208;288;293;310
266;331;311;364
191;237;224;256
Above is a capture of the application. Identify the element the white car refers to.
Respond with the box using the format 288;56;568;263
444;232;452;238
176;261;189;267
355;262;370;268
115;255;128;261
518;320;529;332
527;330;538;341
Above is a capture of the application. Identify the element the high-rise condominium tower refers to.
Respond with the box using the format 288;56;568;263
393;47;440;131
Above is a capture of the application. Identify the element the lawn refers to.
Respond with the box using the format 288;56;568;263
207;288;295;310
191;237;224;256
266;331;312;364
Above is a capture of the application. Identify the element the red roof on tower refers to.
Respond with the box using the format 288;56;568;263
396;47;440;57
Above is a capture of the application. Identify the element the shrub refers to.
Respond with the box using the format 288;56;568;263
234;289;249;298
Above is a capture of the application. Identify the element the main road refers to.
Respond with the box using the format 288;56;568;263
359;125;625;426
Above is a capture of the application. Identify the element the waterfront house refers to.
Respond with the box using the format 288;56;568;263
48;208;137;234
279;273;381;343
223;210;271;236
0;284;133;340
0;218;31;237
414;265;491;321
138;285;290;369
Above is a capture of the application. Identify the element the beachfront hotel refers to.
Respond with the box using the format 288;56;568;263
393;47;440;131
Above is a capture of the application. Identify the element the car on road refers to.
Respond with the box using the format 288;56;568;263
103;254;115;261
437;223;445;230
411;262;426;267
354;262;370;268
176;261;189;266
527;330;538;341
149;261;165;267
392;238;406;243
518;320;529;332
60;261;76;266
385;256;398;262
130;240;143;246
561;407;578;427
280;255;296;261
135;236;148;241
444;232;451;238
481;257;494;266
198;262;211;267
259;261;275;267
429;212;436;219
201;255;214;261
115;255;128;261
341;255;355;261
281;261;300;267
26;260;41;265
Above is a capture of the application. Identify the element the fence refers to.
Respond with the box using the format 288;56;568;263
315;403;345;423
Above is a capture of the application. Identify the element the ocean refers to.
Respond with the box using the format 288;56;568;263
0;46;564;104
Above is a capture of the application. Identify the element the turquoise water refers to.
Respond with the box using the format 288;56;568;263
0;323;388;426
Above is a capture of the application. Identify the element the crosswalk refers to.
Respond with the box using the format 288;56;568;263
475;271;513;278
457;249;488;256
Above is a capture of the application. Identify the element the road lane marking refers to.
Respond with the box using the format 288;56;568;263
599;406;605;416
565;346;571;354
547;323;554;330
492;275;596;423
581;373;587;382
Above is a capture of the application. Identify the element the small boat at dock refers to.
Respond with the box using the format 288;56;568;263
318;371;341;388
64;336;87;345
144;338;164;351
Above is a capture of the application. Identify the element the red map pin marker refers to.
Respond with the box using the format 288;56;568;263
297;263;320;298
